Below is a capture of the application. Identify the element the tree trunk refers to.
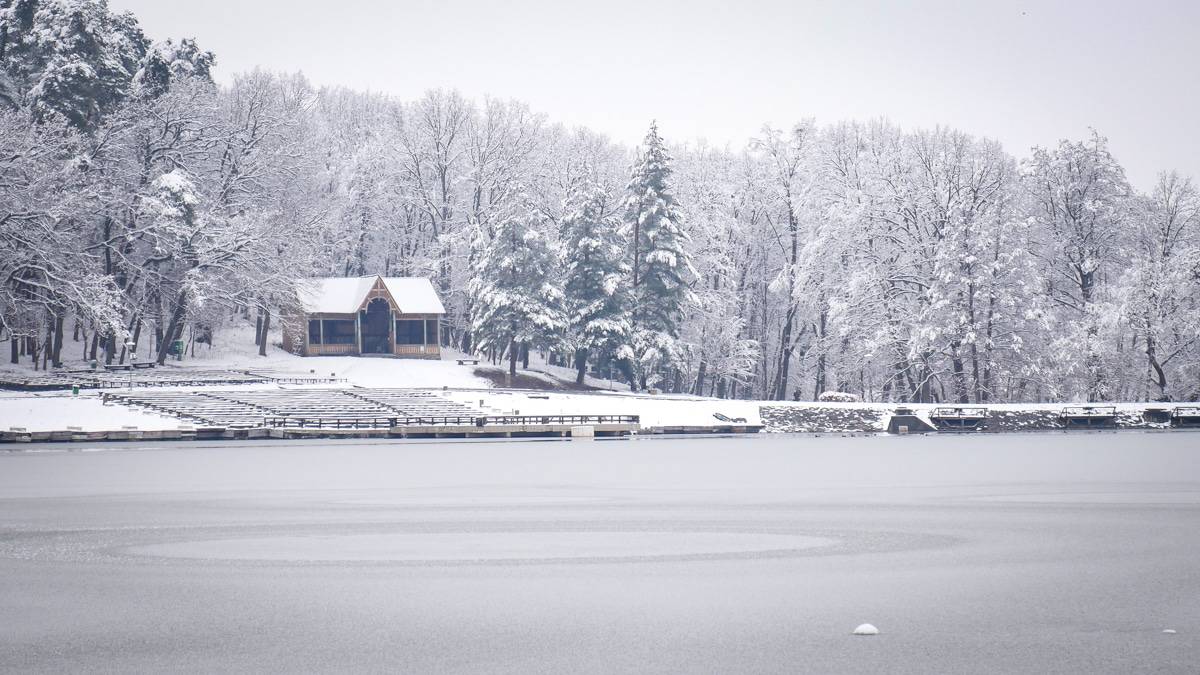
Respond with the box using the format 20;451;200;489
157;289;188;365
130;320;143;362
694;358;707;396
812;298;828;399
118;314;139;364
259;310;271;356
520;342;529;370
950;341;968;403
9;333;17;364
891;358;909;403
89;331;99;362
969;341;982;404
917;354;934;403
813;352;826;400
1146;335;1168;400
254;311;263;346
1086;318;1103;402
460;328;473;356
51;314;64;368
575;348;588;385
772;307;796;401
507;337;518;378
42;321;52;370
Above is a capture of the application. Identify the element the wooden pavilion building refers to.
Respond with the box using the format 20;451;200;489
283;276;445;358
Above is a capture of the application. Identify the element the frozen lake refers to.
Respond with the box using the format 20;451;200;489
1;433;1198;673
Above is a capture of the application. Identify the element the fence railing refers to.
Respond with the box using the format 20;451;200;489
263;414;640;429
1060;405;1118;417
931;407;989;418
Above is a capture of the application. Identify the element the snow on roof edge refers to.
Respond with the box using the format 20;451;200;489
382;277;446;314
297;276;444;315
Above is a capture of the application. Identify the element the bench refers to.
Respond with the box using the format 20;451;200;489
456;359;480;366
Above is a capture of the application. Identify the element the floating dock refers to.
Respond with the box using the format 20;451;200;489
1059;405;1119;429
930;407;989;431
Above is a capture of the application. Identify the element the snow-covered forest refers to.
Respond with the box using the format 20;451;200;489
2;0;1199;403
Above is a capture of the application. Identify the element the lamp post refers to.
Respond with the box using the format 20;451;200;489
125;341;136;390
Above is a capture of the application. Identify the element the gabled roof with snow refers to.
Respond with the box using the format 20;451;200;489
297;277;375;314
381;277;446;314
297;276;445;315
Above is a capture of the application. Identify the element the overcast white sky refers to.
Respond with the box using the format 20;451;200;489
111;0;1199;189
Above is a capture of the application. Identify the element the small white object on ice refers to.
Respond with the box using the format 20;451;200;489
1162;629;1176;634
853;623;879;636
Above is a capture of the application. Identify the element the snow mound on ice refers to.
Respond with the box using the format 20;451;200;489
853;623;879;636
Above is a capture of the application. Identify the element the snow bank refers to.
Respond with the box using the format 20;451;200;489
0;395;185;432
181;324;492;389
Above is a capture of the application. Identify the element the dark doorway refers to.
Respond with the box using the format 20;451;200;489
360;298;391;354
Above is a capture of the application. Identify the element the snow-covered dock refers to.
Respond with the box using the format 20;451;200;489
0;385;759;442
760;401;1200;434
0;366;343;391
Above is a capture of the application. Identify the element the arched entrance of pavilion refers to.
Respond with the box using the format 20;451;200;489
359;297;392;354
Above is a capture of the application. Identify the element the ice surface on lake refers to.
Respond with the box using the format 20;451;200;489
1;433;1199;674
129;531;834;562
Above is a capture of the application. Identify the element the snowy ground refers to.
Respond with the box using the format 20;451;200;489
0;393;188;432
0;433;1197;673
0;324;760;432
0;324;1184;434
0;386;761;433
444;389;761;428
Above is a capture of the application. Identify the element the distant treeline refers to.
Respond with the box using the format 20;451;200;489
2;0;1198;402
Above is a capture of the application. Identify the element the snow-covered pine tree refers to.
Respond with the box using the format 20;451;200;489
3;0;150;130
470;205;566;378
131;38;214;99
562;183;632;384
623;121;696;391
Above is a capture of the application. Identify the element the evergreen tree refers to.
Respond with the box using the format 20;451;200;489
131;38;214;99
562;184;632;384
470;205;565;378
6;0;149;129
623;121;696;390
1;1;210;125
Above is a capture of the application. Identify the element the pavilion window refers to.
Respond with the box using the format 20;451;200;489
395;319;425;345
425;319;438;345
321;320;356;345
307;320;321;345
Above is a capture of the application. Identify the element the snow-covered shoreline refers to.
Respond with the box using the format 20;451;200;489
2;342;1196;439
2;382;1197;439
